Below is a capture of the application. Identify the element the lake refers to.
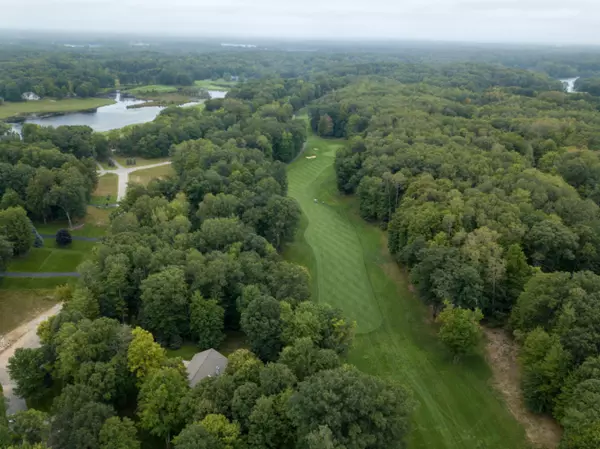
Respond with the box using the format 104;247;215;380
10;90;227;133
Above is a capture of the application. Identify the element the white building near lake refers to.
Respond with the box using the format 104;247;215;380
21;92;40;101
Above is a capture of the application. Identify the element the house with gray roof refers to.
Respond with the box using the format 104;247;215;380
185;349;228;387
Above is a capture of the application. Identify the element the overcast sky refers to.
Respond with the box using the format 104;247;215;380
1;0;599;45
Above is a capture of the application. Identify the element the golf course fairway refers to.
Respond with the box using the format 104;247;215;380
285;134;528;449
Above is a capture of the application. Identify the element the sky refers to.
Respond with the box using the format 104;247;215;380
0;0;599;45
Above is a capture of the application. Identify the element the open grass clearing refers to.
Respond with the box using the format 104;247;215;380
194;79;237;90
0;98;115;120
0;277;75;290
7;238;96;273
34;206;111;238
125;84;180;95
284;134;529;449
91;173;118;205
166;332;248;361
0;289;58;336
113;156;171;168
129;164;175;186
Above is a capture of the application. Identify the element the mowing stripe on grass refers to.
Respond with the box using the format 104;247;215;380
287;138;383;334
285;134;528;449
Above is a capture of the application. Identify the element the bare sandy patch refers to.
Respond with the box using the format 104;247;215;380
484;328;562;449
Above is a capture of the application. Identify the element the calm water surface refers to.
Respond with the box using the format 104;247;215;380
10;90;227;133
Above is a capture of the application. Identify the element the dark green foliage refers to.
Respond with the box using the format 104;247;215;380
240;296;283;362
0;207;34;255
55;229;72;247
49;384;115;449
10;409;50;445
190;293;225;350
288;366;412;449
8;348;51;403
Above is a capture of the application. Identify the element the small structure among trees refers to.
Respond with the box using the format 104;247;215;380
185;349;228;387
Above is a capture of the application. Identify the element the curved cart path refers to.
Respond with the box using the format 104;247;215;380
0;304;62;414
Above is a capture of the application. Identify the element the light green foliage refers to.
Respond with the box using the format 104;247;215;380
199;414;240;449
520;328;571;413
127;327;167;384
99;417;140;449
225;350;263;385
137;367;189;443
436;302;484;359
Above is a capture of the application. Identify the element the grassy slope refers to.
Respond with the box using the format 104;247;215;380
92;173;118;205
0;98;115;119
284;134;528;449
0;290;58;335
194;79;236;90
129;164;175;186
34;206;111;238
8;239;96;273
113;156;171;167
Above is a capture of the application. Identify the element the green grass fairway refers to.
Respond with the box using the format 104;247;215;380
285;134;528;449
194;79;236;90
0;98;115;120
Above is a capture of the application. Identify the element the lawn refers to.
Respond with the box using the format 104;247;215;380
125;85;179;95
91;173;118;205
34;206;111;238
194;79;237;91
0;290;58;335
284;134;528;449
129;164;175;186
113;156;171;168
0;98;115;120
7;238;96;273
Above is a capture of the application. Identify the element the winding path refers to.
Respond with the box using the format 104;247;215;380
97;158;172;201
0;304;63;414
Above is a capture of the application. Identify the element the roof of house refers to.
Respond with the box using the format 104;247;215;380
186;349;228;387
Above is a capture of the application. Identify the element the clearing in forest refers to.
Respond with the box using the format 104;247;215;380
285;134;529;449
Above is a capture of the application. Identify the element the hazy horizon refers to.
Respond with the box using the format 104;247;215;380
1;0;599;46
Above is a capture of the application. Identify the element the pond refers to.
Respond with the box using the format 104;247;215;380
10;90;227;133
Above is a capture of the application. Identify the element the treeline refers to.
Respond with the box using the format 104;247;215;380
2;136;412;449
108;78;329;162
1;42;569;103
327;78;600;448
0;139;98;270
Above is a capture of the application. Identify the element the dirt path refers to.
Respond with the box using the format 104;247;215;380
0;303;62;414
484;328;563;448
97;158;172;201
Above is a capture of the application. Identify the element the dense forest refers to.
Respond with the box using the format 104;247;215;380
3;39;600;101
3;39;600;449
328;73;600;448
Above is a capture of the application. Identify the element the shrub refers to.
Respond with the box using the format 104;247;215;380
56;229;72;247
